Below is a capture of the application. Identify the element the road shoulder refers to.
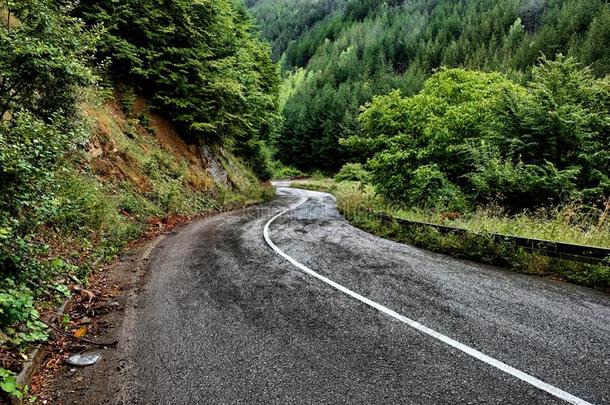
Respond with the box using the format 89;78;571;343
30;233;166;403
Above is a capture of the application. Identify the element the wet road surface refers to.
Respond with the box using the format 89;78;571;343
62;186;610;404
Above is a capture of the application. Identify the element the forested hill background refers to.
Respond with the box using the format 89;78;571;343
247;0;610;172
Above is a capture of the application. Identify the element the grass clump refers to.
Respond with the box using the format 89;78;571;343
273;165;304;179
334;163;370;183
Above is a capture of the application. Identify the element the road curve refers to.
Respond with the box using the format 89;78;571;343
59;186;610;404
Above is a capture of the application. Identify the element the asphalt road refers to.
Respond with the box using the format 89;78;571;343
68;185;610;404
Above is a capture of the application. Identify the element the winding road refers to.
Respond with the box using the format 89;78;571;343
56;185;610;404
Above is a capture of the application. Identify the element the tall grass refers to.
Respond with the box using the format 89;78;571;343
295;179;610;290
301;180;610;248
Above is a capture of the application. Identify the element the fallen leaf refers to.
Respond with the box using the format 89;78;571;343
79;288;96;300
74;326;88;338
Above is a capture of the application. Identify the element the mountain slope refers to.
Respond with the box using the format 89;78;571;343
248;0;610;171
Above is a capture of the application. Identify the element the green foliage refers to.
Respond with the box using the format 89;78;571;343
0;0;96;120
118;188;160;217
0;367;21;400
143;151;185;182
311;170;326;181
52;172;138;242
0;113;70;216
0;282;48;348
0;0;95;219
75;0;281;178
247;0;345;61
270;162;304;179
334;163;369;182
348;58;610;210
250;0;610;173
404;165;467;211
138;113;155;135
119;88;137;116
239;140;274;181
0;1;96;344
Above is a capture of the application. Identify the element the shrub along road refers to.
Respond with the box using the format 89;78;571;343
52;185;609;404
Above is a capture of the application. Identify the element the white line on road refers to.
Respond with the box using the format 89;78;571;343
263;195;593;405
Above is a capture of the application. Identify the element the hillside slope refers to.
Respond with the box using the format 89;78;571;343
53;90;272;267
0;89;272;395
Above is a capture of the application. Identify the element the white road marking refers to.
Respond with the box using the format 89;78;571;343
263;195;594;405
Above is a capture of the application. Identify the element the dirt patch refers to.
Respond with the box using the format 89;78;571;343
1;8;21;28
150;113;198;163
149;111;218;191
132;96;200;167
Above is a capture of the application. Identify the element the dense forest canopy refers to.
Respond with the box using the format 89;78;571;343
247;0;610;177
247;0;345;61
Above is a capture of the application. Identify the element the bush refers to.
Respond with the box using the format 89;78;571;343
0;367;21;400
467;154;580;209
239;140;273;181
53;174;122;235
143;151;185;181
334;163;369;182
369;161;468;211
50;173;141;256
0;0;95;121
272;164;304;179
406;165;468;211
348;57;610;211
311;170;326;181
0;112;75;217
0;282;48;348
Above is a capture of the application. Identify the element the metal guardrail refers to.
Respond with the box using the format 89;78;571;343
376;212;610;265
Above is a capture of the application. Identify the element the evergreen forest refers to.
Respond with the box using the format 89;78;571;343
249;0;610;209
